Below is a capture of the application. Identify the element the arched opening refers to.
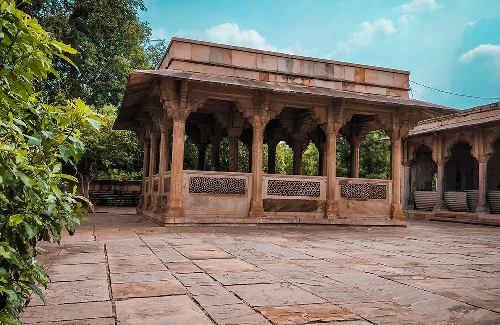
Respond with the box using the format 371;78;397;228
359;130;391;179
487;138;500;213
336;137;351;177
444;141;479;212
410;144;437;211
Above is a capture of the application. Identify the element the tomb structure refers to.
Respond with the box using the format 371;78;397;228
115;38;459;225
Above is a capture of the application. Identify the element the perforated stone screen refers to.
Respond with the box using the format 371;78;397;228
267;179;321;197
188;176;246;195
340;182;387;200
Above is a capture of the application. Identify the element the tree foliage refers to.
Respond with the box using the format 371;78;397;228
0;2;98;322
360;130;391;179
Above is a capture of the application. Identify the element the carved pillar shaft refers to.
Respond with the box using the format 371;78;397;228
211;140;220;171
318;143;324;176
391;137;404;219
351;141;360;178
165;119;186;219
326;126;338;218
147;134;157;209
155;128;169;211
197;143;207;171
249;123;265;218
228;137;239;172
292;141;304;175
434;163;445;211
268;141;277;174
477;158;488;213
139;141;149;209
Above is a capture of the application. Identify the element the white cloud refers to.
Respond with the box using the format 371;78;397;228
338;18;396;54
458;44;500;63
398;14;415;26
466;21;476;28
205;23;276;51
400;0;440;14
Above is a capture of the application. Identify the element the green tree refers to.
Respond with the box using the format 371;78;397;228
359;130;391;179
302;142;320;176
23;0;158;107
275;142;293;174
336;137;351;177
0;2;99;322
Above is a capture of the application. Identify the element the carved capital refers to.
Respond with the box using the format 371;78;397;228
159;79;206;122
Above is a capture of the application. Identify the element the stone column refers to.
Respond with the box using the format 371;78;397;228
390;136;404;219
227;128;242;172
433;161;445;212
249;120;265;218
292;140;306;175
318;143;324;176
196;143;207;171
402;163;411;209
211;138;221;171
326;124;338;218
147;132;157;209
138;138;150;210
351;139;361;178
476;155;489;213
267;140;278;174
155;124;170;212
164;118;186;219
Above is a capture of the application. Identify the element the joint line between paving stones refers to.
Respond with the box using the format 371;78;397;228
136;233;220;325
278;233;500;317
199;235;374;325
103;244;118;325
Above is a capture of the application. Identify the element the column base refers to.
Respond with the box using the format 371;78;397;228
249;202;266;218
391;203;405;220
163;206;185;221
326;201;344;219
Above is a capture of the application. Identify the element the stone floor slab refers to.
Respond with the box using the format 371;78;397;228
112;279;187;299
228;283;325;307
257;303;361;324
115;295;213;325
21;301;112;324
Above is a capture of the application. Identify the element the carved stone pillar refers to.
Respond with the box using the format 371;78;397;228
210;138;221;171
292;139;306;175
351;139;361;178
155;123;170;212
164;118;186;219
318;143;325;176
227;128;242;172
326;123;339;218
268;140;278;174
196;143;207;171
433;160;445;212
249;120;265;218
138;137;150;210
476;155;489;213
390;136;404;219
147;132;157;209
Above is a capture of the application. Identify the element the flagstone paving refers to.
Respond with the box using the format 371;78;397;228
22;207;500;324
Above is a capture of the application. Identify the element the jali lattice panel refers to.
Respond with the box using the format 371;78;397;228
340;181;387;200
188;176;246;195
267;179;321;197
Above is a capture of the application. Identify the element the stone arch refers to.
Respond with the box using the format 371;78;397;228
409;144;437;210
444;141;478;192
487;138;500;191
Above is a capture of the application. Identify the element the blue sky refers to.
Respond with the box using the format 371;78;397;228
140;0;500;109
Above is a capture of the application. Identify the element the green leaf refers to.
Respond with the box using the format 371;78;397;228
8;214;24;227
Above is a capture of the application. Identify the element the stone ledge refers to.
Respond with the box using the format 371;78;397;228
160;216;407;227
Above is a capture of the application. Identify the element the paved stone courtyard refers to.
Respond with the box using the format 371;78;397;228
22;208;500;324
